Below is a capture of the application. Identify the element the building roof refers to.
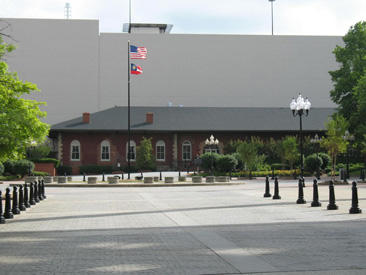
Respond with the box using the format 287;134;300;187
51;106;335;133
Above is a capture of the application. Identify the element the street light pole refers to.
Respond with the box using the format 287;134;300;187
205;135;219;176
290;94;311;183
269;0;275;35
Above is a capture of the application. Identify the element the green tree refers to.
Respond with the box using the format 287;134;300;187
136;137;155;170
0;35;49;161
278;136;299;170
320;115;348;179
237;141;264;178
329;21;366;139
216;154;238;173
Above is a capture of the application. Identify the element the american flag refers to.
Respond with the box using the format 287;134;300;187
130;45;147;59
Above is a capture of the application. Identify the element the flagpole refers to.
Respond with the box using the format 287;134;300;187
127;40;131;180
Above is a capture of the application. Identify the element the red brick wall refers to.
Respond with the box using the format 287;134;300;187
34;162;56;176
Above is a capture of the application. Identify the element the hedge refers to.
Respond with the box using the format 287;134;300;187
0;162;3;176
33;171;49;176
31;158;60;168
79;165;114;174
57;165;72;175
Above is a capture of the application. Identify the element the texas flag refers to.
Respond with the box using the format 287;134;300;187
131;63;143;75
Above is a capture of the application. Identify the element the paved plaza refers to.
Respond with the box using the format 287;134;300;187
1;179;366;274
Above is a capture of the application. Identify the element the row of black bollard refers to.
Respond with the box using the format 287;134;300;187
263;176;362;214
1;180;46;224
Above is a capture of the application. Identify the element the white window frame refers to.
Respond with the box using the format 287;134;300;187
70;140;80;161
101;140;110;161
126;140;136;161
156;140;166;161
182;140;192;161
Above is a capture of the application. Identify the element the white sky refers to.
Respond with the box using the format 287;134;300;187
1;0;365;35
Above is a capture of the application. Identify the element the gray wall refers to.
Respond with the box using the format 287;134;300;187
2;18;342;125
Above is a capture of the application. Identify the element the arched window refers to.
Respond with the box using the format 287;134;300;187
70;140;80;161
126;140;136;161
156;140;165;161
101;140;110;161
182;140;192;161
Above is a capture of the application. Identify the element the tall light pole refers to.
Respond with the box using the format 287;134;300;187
290;94;311;181
269;0;275;35
205;135;219;176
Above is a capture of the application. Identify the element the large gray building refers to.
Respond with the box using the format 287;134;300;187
2;18;342;124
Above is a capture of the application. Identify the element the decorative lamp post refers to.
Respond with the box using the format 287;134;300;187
205;135;219;176
310;134;322;180
290;93;311;180
343;130;354;180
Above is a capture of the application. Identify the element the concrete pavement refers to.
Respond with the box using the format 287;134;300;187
0;179;365;274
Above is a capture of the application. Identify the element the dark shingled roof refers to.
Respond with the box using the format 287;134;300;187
51;106;336;132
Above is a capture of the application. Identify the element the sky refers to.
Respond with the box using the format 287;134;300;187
0;0;365;35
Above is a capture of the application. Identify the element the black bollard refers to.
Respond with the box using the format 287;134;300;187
29;183;36;205
38;181;43;201
296;178;306;204
327;180;338;210
160;170;162;181
360;168;365;182
273;177;281;200
178;170;181;177
349;181;362;214
263;175;271;197
302;177;305;188
311;179;321;207
4;188;13;219
0;191;5;224
12;186;20;215
41;180;46;199
34;182;40;203
121;172;124;180
83;173;86;182
24;184;30;208
102;172;105;182
271;167;275;180
19;185;26;211
140;171;143;177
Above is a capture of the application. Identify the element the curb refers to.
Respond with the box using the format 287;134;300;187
41;182;246;188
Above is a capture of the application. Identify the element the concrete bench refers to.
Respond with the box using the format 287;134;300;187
144;177;154;183
153;176;159;182
108;177;119;184
178;176;186;182
44;176;53;183
192;176;202;183
206;176;215;183
87;177;97;184
57;176;67;183
164;177;174;183
215;176;229;182
25;176;38;183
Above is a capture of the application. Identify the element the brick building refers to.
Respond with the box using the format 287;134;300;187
50;106;334;174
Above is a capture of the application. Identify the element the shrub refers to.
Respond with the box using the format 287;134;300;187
121;165;139;173
32;158;60;168
0;161;4;176
271;163;289;170
57;165;72;175
304;154;323;173
3;160;16;175
200;152;220;171
231;152;244;170
216;154;238;172
79;165;113;175
26;144;51;160
318;152;331;170
136;137;156;171
33;171;49;176
14;160;34;177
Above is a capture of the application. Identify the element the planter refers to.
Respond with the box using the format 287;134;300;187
192;176;202;183
87;177;97;184
178;176;186;182
67;176;72;182
215;176;229;182
57;176;67;184
44;176;53;183
164;177;174;183
108;177;119;184
153;176;159;182
144;177;154;183
24;176;38;184
206;176;215;183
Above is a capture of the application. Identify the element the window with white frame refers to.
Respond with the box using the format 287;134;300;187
70;140;80;161
126;140;136;161
156;140;165;161
101;140;110;161
182;141;192;161
204;146;219;154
